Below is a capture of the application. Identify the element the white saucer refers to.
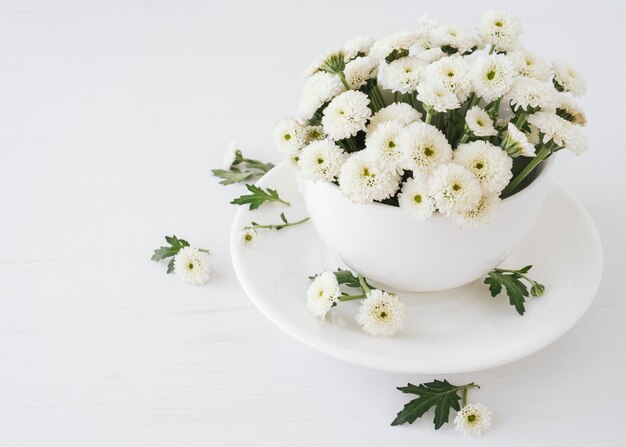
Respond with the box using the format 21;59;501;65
230;162;603;374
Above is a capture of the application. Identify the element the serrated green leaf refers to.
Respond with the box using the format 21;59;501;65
211;168;258;185
485;271;530;315
230;184;289;210
333;269;361;289
518;265;533;274
280;212;288;224
166;258;175;274
392;380;464;429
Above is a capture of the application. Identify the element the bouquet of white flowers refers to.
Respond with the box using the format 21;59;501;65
274;11;587;228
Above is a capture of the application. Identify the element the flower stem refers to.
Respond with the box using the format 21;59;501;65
425;109;433;124
514;111;527;129
338;294;366;301
248;217;310;231
489;44;495;54
461;383;479;407
500;146;551;198
338;72;351;90
369;83;386;112
358;274;372;294
277;198;291;206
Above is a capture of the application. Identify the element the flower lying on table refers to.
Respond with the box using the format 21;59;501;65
274;10;588;228
151;235;211;285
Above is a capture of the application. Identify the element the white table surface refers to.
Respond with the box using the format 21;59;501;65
1;0;625;445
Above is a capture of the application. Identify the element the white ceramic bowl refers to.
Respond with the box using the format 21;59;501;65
298;158;555;292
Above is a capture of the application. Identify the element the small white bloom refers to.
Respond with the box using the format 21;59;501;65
173;247;211;285
451;193;501;228
432;25;480;54
555;92;587;126
338;151;401;204
454;141;513;194
366;102;422;134
344;56;378;89
507;77;558;112
343;36;374;61
379;56;426;94
369;31;419;60
355;289;407;337
306;271;341;319
454;403;493;437
322;90;372;140
426;55;472;101
299;140;348;182
477;10;523;51
274;118;306;156
427;163;482;215
222;140;239;169
399;122;453;175
508;50;551;81
365;121;405;172
343;35;374;61
416;80;460;112
465;106;498;137
527;111;587;154
239;228;258;247
398;174;436;221
298;72;345;119
471;54;516;102
501;123;536;157
551;60;586;97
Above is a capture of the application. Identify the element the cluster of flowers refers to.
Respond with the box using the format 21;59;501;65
307;270;407;337
274;11;587;227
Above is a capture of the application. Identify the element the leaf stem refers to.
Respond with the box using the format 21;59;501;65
248;217;310;231
501;145;551;198
338;72;351;90
358;274;372;294
425;109;433;124
338;294;367;301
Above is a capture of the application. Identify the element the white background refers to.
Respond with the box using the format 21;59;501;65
1;0;625;445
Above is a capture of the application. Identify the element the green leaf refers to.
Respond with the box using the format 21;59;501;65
280;212;288;224
484;271;530;315
230;184;290;210
166;258;175;274
211;168;258;185
333;269;361;289
391;380;465;429
151;235;189;262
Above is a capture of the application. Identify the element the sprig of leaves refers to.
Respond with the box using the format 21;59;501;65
212;150;274;185
392;380;478;429
151;235;209;273
484;265;545;315
231;184;290;210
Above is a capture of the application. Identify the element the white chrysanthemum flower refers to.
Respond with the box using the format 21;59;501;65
298;72;345;119
471;54;516;102
416;80;460;112
454;141;513;194
173;247;211;285
399;122;453;175
555;92;587;126
426;55;472;101
344;56;378;89
428;163;482;215
302;48;346;78
508;50;550;81
501;122;536;157
454;403;493;437
344;36;374;61
365;121;405;172
432;25;480;54
222;140;239;169
338;151;401;204
273;118;306;155
322;90;372;140
465;106;498;137
507;77;558;112
355;289;407;337
369;31;419;60
527;111;587;154
412;47;446;63
477;10;522;51
239;228;258;247
551;60;586;97
299;140;347;182
451;193;501;228
398;174;436;221
378;56;426;94
306;271;341;319
367;102;422;134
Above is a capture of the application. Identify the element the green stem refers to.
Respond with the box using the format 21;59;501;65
346;138;358;152
358;274;372;294
489;44;495;54
514;111;527;129
249;217;310;231
338;294;366;302
198;248;211;254
501;146;551;198
370;84;386;112
277;198;291;206
425;109;433;124
494;268;538;286
457;130;470;146
338;72;351;90
461;383;479;407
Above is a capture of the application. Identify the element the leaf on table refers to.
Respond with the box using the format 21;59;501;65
391;380;464;429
